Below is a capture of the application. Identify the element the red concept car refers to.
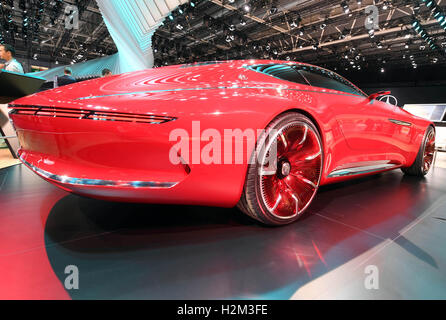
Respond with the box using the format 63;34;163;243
9;60;435;225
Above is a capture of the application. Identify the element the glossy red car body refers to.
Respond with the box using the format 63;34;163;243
9;60;433;209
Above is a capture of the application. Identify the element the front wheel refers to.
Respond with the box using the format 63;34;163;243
237;112;323;226
402;126;436;176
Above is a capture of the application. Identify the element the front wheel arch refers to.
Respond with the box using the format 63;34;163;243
402;125;436;176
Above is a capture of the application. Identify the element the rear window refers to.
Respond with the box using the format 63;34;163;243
295;65;365;97
248;64;309;85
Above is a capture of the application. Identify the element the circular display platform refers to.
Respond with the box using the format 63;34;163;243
1;164;446;299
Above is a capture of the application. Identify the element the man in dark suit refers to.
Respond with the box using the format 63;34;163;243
57;67;77;87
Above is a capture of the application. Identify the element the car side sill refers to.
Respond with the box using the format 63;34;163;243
327;164;401;178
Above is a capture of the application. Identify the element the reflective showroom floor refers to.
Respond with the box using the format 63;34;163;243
0;154;445;299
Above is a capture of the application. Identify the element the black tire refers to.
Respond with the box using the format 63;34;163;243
237;112;323;226
402;126;436;177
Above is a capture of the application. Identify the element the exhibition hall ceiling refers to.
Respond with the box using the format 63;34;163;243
153;0;446;72
1;0;445;73
0;0;116;65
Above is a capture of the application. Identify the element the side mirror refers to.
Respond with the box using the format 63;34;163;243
368;91;391;101
367;91;391;101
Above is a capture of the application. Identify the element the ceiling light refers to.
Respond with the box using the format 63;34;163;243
341;1;350;14
269;3;278;15
225;35;235;42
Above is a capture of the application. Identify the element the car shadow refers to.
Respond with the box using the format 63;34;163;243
43;169;443;299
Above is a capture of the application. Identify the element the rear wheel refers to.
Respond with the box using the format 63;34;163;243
237;112;323;226
402;126;436;176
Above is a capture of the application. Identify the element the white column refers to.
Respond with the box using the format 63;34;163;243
96;0;189;73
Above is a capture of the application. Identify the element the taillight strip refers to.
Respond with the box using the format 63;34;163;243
9;105;176;124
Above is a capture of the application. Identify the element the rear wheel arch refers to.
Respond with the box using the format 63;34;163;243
234;107;325;208
237;110;324;225
276;108;324;142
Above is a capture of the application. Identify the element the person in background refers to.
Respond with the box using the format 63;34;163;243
57;67;77;87
0;44;24;74
102;68;112;77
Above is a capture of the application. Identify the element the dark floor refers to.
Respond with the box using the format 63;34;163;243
0;162;446;299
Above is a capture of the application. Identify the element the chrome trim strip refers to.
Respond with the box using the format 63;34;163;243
327;164;400;178
389;119;412;127
75;86;365;101
19;154;178;189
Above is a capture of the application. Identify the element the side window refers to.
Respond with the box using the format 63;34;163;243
249;64;309;85
296;66;365;96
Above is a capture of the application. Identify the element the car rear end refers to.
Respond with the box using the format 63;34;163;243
8;101;192;203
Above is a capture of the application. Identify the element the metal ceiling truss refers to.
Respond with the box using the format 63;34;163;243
153;0;446;71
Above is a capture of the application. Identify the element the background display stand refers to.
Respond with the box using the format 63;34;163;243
404;103;446;151
0;70;45;158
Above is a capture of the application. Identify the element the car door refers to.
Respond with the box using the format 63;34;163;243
385;104;416;163
336;98;401;154
296;66;398;163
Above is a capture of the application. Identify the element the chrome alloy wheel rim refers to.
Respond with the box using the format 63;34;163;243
257;121;323;220
423;130;436;174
